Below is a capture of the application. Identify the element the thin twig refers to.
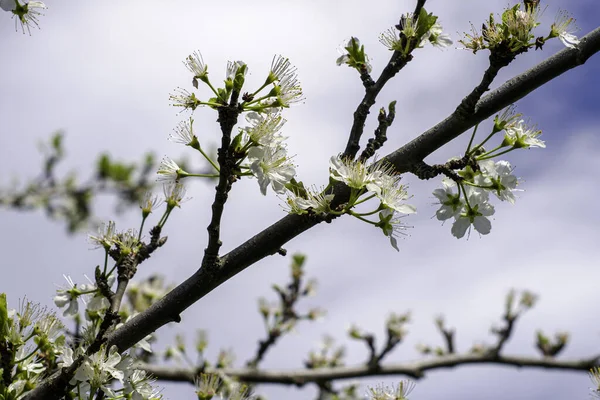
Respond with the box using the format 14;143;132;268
138;353;600;386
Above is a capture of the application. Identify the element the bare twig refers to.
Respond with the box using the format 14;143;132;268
203;104;241;268
138;353;600;386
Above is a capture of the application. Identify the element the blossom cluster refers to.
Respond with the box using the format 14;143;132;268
59;345;162;399
459;3;580;53
0;295;163;399
323;155;416;251
169;53;303;113
195;373;257;400
42;184;186;398
379;11;452;54
337;9;452;73
433;107;545;238
0;296;65;400
367;381;415;400
163;53;303;196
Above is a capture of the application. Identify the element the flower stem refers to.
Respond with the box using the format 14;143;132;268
465;123;480;155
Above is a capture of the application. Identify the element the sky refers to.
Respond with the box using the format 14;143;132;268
1;1;599;399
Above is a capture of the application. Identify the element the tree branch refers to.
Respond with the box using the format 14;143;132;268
138;353;600;386
104;27;600;355
24;26;600;400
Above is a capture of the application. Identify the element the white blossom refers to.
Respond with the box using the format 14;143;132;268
54;275;80;317
329;155;372;190
379;27;403;52
169;118;198;146
226;60;247;80
400;13;419;40
494;105;522;133
503;119;545;149
505;6;541;44
244;111;286;146
73;345;124;396
272;73;304;107
551;10;580;48
283;187;334;215
377;209;410;252
157;157;183;182
367;380;415;400
195;373;221;399
3;0;47;34
140;191;161;215
451;192;495;239
88;220;117;249
184;50;208;78
432;179;464;221
426;22;453;49
124;370;160;400
248;145;296;195
169;87;201;111
372;175;416;215
16;347;45;377
57;345;76;369
479;160;520;204
33;312;64;344
267;55;298;85
163;181;188;208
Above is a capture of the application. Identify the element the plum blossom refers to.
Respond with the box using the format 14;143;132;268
479;160;520;204
432;179;464;221
248;145;296;195
54;275;81;317
422;22;453;49
2;0;47;34
451;192;495;239
377;209;410;251
373;176;416;215
367;380;415;400
329;155;372;190
157;157;185;182
73;345;124;396
503;120;545;149
283;187;334;215
550;10;580;48
184;51;208;79
244;111;286;146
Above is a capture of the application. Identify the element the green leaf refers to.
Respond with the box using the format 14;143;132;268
416;8;438;40
51;132;63;153
231;131;244;152
292;253;306;268
97;153;111;179
0;293;8;342
284;178;308;198
109;163;135;183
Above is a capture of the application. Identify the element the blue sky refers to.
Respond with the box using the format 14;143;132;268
1;1;599;399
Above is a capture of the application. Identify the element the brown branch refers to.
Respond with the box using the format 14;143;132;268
24;26;600;400
202;104;240;269
138;353;600;386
